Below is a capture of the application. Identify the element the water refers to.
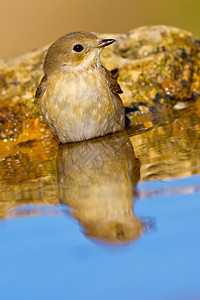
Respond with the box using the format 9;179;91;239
0;101;200;299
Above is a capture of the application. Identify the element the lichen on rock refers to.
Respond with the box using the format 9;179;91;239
101;25;200;109
0;25;200;148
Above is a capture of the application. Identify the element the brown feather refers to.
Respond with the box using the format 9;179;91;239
35;75;47;98
102;66;123;94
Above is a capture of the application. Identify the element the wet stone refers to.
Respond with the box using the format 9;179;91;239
0;25;199;143
0;102;32;140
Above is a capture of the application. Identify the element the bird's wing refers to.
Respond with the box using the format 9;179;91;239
102;66;123;94
35;75;47;98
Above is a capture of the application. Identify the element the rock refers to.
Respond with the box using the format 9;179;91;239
101;25;200;108
0;26;199;143
0;47;49;144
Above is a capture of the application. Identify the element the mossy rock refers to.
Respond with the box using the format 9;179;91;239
0;25;199;144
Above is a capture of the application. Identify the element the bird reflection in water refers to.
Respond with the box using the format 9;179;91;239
57;131;152;244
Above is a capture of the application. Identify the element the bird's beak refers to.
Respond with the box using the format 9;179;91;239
96;39;116;48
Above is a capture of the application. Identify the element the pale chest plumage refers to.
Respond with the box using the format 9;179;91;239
39;68;125;143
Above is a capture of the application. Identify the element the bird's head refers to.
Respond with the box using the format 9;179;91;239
44;31;115;75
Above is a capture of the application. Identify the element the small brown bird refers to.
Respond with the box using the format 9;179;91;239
36;31;125;143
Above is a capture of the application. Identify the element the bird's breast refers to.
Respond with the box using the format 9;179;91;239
45;70;113;116
40;69;124;142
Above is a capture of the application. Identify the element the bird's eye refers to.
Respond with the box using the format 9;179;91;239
73;44;84;52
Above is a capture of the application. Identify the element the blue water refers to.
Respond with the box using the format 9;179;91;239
0;176;200;300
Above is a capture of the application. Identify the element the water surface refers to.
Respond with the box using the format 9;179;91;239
0;101;200;299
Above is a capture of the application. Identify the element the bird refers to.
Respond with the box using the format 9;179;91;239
35;31;125;143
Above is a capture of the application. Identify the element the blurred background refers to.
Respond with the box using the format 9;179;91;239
1;0;200;58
